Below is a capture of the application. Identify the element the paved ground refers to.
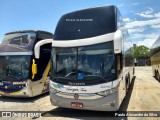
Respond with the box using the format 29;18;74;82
0;67;160;120
126;67;160;111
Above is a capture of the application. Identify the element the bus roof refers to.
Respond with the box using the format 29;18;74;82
5;30;53;35
65;5;117;15
54;5;119;40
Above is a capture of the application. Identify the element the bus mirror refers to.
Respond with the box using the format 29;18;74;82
114;30;122;54
32;59;37;79
34;39;53;59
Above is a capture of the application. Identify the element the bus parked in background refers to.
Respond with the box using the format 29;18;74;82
150;36;160;82
35;5;134;111
0;30;53;97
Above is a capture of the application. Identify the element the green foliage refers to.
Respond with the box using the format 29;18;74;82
125;47;133;59
134;45;150;59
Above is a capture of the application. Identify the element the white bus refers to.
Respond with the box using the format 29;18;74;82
150;36;160;82
0;30;53;97
35;5;134;111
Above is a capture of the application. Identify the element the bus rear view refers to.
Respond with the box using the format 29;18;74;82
34;5;134;111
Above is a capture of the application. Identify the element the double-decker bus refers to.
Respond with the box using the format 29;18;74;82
0;30;53;97
150;36;160;82
35;5;134;111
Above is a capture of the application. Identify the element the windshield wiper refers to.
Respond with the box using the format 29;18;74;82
84;75;106;81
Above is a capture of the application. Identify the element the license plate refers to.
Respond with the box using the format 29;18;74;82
71;102;83;108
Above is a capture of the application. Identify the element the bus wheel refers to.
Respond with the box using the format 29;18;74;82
128;74;130;89
155;70;157;79
125;81;128;95
157;71;160;82
133;67;135;75
125;76;130;94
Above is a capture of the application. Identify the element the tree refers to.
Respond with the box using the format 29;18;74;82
134;45;150;59
125;47;133;59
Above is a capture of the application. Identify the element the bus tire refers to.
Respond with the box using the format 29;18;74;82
157;71;160;82
128;74;130;89
155;70;157;79
126;74;131;94
125;77;128;94
133;67;135;75
125;85;127;95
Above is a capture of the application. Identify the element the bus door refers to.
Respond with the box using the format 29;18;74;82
117;53;125;101
31;43;51;96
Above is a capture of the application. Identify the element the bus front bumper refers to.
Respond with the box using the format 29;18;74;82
0;88;32;97
50;91;120;111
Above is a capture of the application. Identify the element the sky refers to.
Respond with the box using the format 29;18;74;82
0;0;160;48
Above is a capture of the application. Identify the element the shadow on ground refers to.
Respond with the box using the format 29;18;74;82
119;76;136;111
40;76;136;120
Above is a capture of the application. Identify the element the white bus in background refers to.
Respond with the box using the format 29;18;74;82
150;36;160;82
35;5;134;111
0;30;53;97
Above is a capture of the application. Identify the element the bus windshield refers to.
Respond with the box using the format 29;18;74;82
2;32;36;49
51;41;116;84
0;56;31;81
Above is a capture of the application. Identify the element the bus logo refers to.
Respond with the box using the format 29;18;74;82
74;94;79;99
2;112;11;117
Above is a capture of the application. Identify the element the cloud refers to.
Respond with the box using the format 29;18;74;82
135;7;154;18
130;11;135;13
154;12;160;18
132;33;159;48
132;3;140;6
124;41;133;51
135;13;154;18
151;24;160;28
128;27;145;33
144;7;154;14
147;33;159;39
126;9;160;34
123;18;131;22
125;8;160;48
126;18;160;29
136;38;157;48
131;33;144;39
132;33;158;39
135;7;160;19
118;4;124;7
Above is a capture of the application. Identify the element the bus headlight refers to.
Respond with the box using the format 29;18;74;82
50;87;59;94
97;86;119;96
110;85;119;94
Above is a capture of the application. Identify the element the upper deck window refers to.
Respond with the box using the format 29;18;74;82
2;32;36;47
54;6;117;40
